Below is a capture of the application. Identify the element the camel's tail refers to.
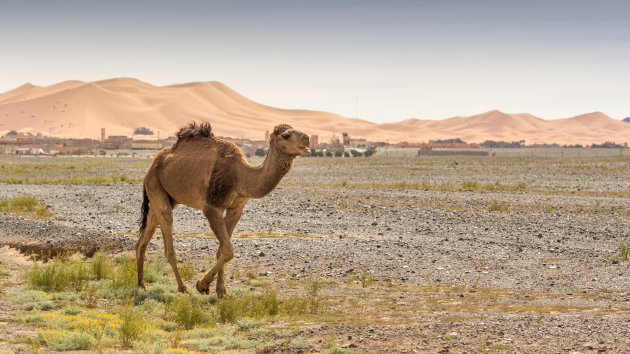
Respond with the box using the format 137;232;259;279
139;184;149;234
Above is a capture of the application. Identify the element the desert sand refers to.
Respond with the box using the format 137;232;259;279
0;78;628;145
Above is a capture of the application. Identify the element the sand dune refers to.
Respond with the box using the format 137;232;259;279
0;78;628;145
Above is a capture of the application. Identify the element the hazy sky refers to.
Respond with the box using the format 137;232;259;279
1;0;629;122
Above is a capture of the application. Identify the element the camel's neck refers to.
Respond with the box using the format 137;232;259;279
240;148;295;198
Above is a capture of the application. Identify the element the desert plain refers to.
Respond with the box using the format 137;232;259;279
0;153;629;352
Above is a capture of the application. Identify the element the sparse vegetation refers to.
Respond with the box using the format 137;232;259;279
461;180;479;190
282;274;327;315
488;200;510;212
178;262;196;282
112;253;137;290
360;269;375;288
91;250;114;280
0;194;49;217
143;254;166;283
610;239;630;262
166;294;210;329
26;255;90;292
0;175;143;185
217;291;279;323
41;331;95;351
118;304;145;347
3;251;629;352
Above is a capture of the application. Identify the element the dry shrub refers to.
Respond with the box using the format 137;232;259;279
118;305;145;347
27;255;90;292
217;291;278;323
91;250;114;280
178;262;196;282
166;294;209;329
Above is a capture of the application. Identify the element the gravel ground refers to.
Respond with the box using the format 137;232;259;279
1;155;629;352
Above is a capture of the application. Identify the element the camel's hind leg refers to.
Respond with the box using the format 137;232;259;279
197;205;234;297
214;206;244;297
136;208;157;290
145;179;187;293
160;214;187;293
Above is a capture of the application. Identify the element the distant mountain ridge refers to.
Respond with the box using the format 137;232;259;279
1;78;629;145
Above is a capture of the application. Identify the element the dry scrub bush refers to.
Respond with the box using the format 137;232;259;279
217;291;279;323
40;331;94;351
488;200;510;212
281;275;327;315
0;194;49;217
178;262;196;282
118;304;145;347
112;253;137;289
143;254;166;284
166;294;210;329
91;250;114;280
27;255;90;292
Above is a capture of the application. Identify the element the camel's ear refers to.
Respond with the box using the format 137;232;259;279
272;124;293;140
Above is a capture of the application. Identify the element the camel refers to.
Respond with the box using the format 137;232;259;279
136;122;310;297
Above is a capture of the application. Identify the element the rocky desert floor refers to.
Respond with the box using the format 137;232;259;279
0;153;629;353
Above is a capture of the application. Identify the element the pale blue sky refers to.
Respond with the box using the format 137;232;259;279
1;0;629;122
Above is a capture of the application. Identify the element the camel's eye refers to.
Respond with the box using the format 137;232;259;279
281;132;291;139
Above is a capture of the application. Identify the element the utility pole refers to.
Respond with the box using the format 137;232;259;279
355;91;358;138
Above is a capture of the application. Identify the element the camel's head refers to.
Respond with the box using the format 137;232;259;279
270;124;311;156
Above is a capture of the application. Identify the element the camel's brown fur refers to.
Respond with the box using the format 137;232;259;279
136;121;310;296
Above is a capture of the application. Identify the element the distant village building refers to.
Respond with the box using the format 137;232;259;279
349;138;369;149
101;128;106;142
103;135;132;149
310;134;319;149
342;133;350;146
0;135;35;145
131;142;162;150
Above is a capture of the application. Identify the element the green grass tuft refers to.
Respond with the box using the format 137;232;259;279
616;240;630;261
118;304;145;347
462;180;479;190
143;254;166;284
91;250;114;280
217;291;279;323
166;294;210;329
0;194;50;217
26;255;90;292
112;253;137;290
178;262;196;282
488;200;510;212
41;331;95;351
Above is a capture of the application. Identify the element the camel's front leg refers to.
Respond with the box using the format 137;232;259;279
197;206;235;297
214;206;244;296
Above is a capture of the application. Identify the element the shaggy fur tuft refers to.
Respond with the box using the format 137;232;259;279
172;122;213;149
176;122;213;140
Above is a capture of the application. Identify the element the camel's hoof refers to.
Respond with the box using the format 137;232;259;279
216;284;227;298
196;279;209;295
138;282;147;292
178;285;188;294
